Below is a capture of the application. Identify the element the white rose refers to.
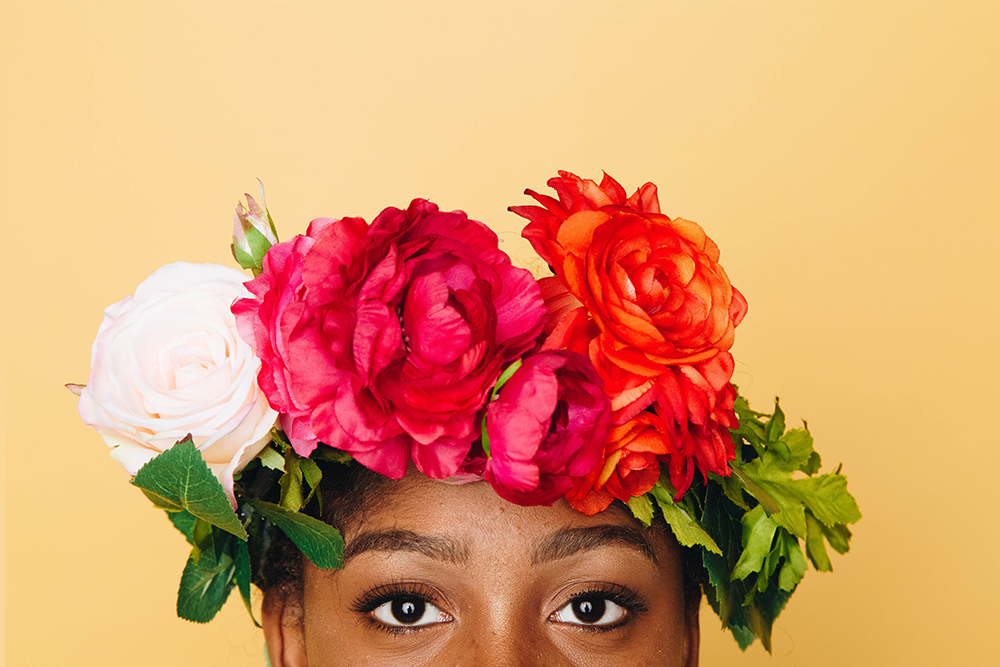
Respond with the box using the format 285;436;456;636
78;262;278;506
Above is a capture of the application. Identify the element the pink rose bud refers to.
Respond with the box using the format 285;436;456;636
231;181;279;275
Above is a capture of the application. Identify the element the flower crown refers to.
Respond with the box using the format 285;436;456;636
73;172;859;651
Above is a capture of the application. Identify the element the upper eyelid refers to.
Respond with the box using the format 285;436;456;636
549;583;647;617
350;581;444;613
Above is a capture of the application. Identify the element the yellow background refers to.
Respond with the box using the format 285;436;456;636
3;1;998;665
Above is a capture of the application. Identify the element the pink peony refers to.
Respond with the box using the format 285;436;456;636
235;199;547;480
483;351;611;506
233;222;330;455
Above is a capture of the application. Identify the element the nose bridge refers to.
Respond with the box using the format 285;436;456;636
454;600;561;667
460;622;547;667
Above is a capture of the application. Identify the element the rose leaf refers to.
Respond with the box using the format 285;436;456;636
166;509;197;546
176;543;235;624
247;499;344;570
233;540;259;627
131;437;247;540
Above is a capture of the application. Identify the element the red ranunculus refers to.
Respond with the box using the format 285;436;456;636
655;352;739;497
236;199;546;480
565;412;672;516
513;171;747;381
483;351;610;506
514;171;747;498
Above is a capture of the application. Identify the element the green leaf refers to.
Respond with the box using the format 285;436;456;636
176;543;235;623
257;446;285;471
311;445;354;464
131;437;247;540
192;517;214;554
821;521;853;555
730;465;782;517
730;623;759;651
234;539;259;627
627;494;655;527
777;530;807;592
650;483;721;554
248;499;344;569
167;509;197;545
212;526;235;566
804;511;832;571
735;449;861;544
709;471;750;511
300;457;322;489
300;457;323;507
279;450;305;512
794;474;862;528
782;428;819;473
731;506;778;581
700;484;759;647
765;399;785;442
768;439;792;462
270;428;291;453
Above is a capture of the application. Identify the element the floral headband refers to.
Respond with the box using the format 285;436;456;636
72;171;860;651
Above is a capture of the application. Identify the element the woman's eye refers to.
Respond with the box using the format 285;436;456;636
551;596;628;626
371;595;450;627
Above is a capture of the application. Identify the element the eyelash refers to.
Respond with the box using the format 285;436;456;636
349;581;648;635
350;581;448;636
555;583;648;632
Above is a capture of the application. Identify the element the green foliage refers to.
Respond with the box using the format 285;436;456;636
730;506;778;581
167;509;197;545
277;447;323;512
633;392;861;653
310;445;355;465
257;445;285;471
176;531;235;623
650;481;721;554
248;499;344;570
131;437;247;540
234;540;259;627
627;494;655;526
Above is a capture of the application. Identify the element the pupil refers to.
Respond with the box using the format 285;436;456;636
391;597;425;624
573;598;606;623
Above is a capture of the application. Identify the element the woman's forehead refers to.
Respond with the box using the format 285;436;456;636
337;475;674;566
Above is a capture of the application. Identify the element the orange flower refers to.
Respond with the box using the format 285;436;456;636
513;171;747;419
516;172;746;506
565;412;671;515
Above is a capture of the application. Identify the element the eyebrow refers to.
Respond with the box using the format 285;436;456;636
343;529;469;565
531;524;658;565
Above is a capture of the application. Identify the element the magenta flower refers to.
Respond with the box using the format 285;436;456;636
235;199;546;479
232;220;335;456
483;351;612;506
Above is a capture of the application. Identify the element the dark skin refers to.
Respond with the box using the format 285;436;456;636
263;474;699;666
